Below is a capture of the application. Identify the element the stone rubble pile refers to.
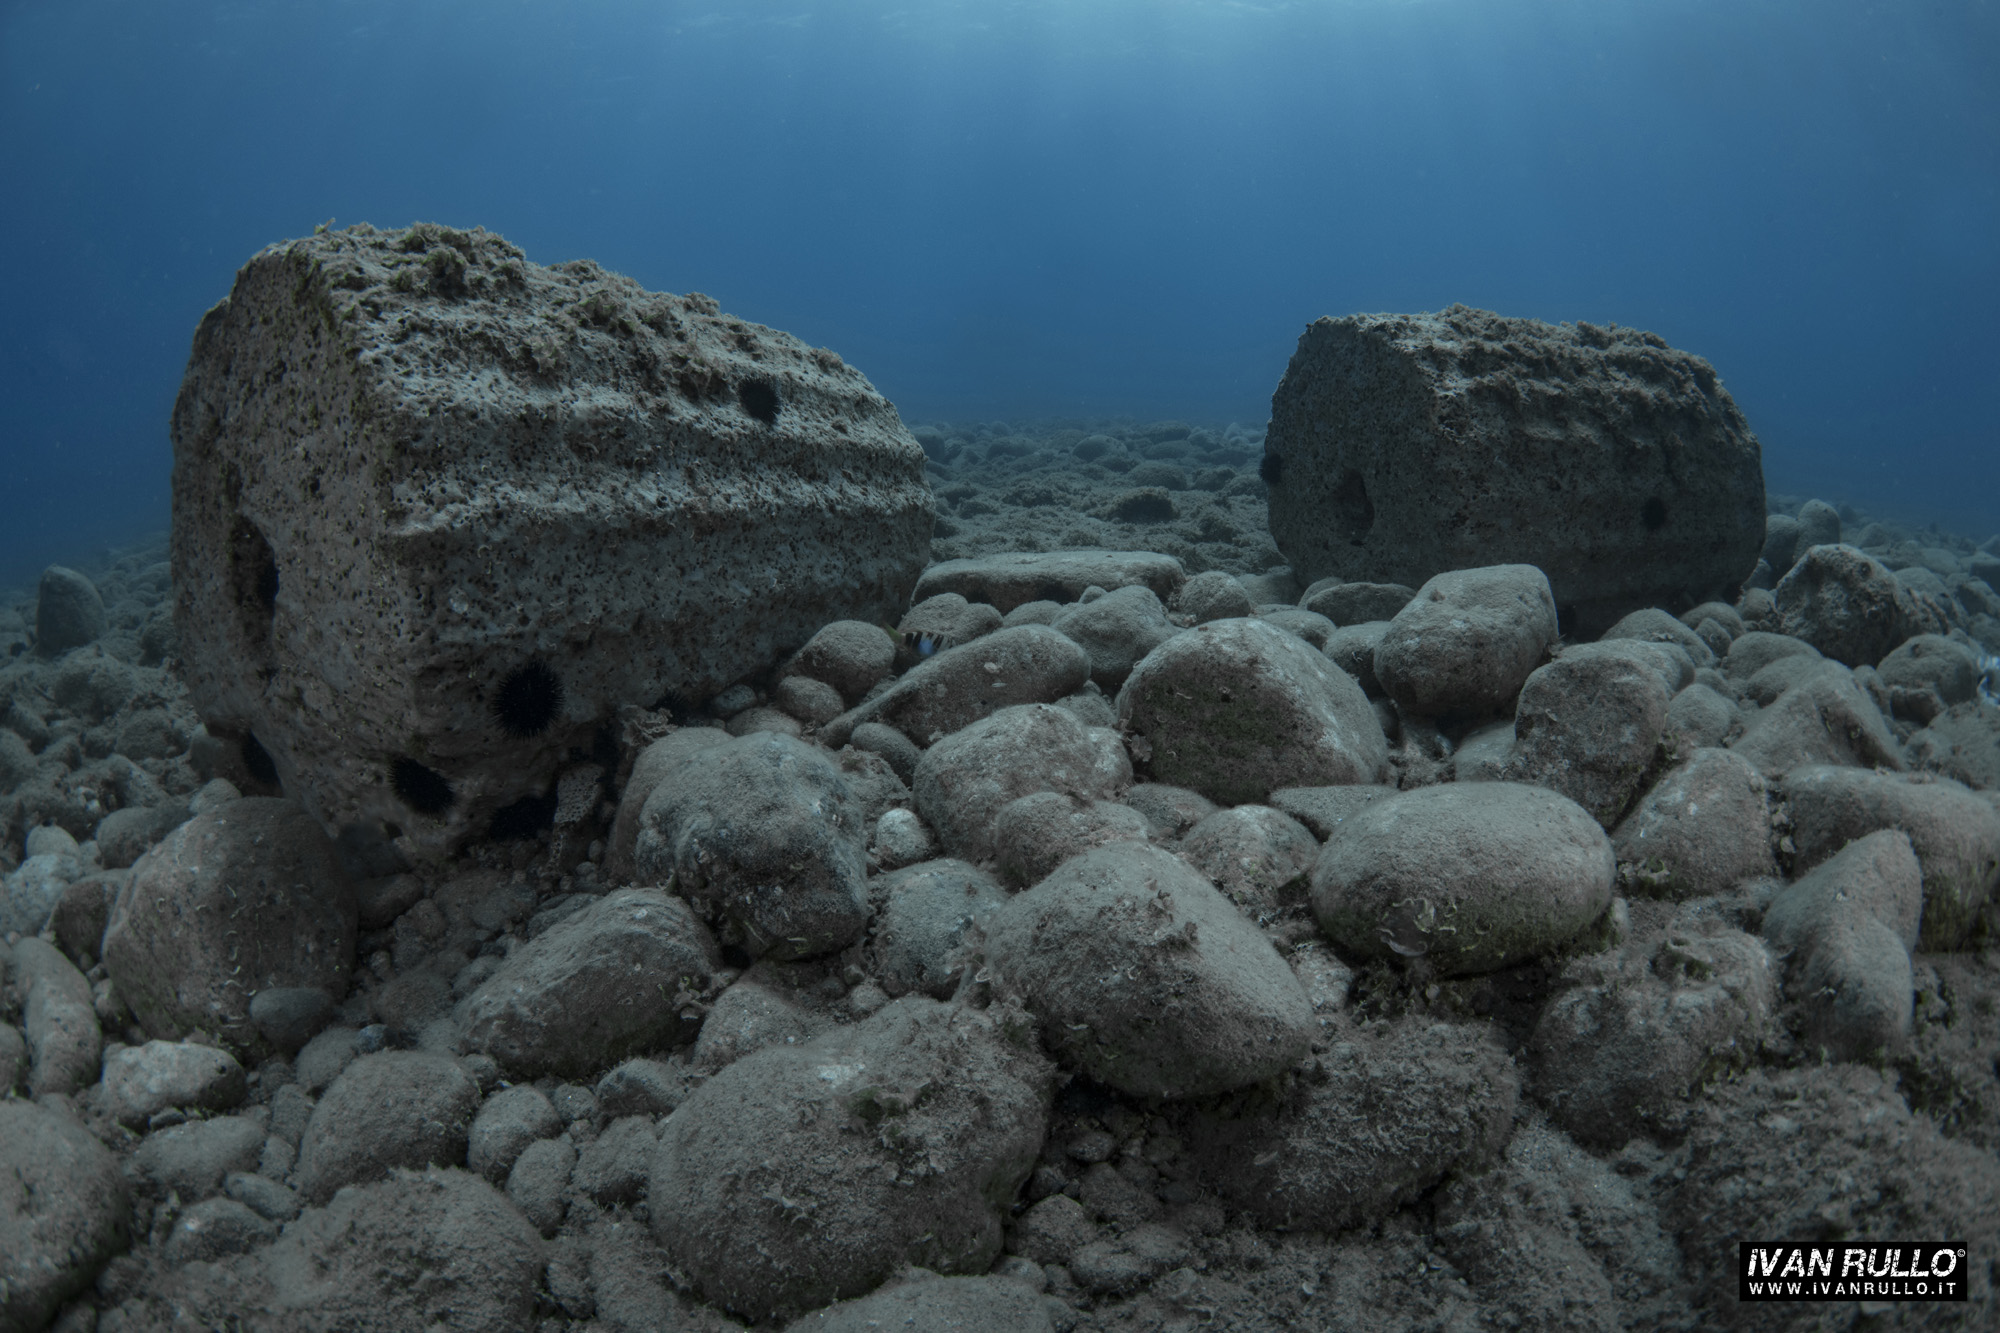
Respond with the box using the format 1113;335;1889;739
5;460;2000;1327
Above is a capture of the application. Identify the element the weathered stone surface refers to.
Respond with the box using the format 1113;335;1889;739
1775;544;1940;666
1611;748;1775;899
1763;831;1923;1060
1374;565;1559;718
635;734;870;960
171;223;929;856
97;1039;248;1127
263;1167;546;1328
605;727;731;881
1299;579;1415;625
1049;585;1179;690
101;797;356;1056
782;1274;1058;1333
1529;916;1776;1146
650;996;1053;1323
912;550;1187;614
467;1084;561;1184
781;619;897;704
1875;633;1982;723
0;1099;130;1330
1781;766;2000;951
1311;783;1614;976
13;937;100;1096
1264;307;1763;633
1174;804;1320;921
869;859;1007;999
1177;1015;1518;1232
1907;702;2000;791
457;888;719;1076
983;842;1314;1099
1507;645;1673;828
1116;617;1386;805
821;625;1091;750
295;1050;482;1204
1728;659;1903;777
913;704;1131;863
34;564;106;656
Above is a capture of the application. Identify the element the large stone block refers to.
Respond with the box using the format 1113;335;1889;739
171;223;931;855
1264;306;1764;634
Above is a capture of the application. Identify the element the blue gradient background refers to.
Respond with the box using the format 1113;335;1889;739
2;0;1996;586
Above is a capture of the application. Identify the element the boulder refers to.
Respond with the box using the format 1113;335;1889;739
1174;804;1321;921
1662;682;1736;749
913;704;1131;863
101;797;357;1056
1874;633;1981;723
1528;917;1776;1146
992;793;1151;887
893;594;1004;673
96;1039;248;1127
1781;766;2000;951
294;1050;482;1204
1727;660;1903;777
912;550;1187;613
0;1099;130;1330
1299;579;1416;625
981;841;1314;1099
690;972;834;1071
821;625;1092;750
1310;783;1614;975
261;1167;546;1329
605;727;731;880
1116;617;1386;805
466;1083;561;1184
1264;307;1763;634
634;733;870;960
1722;629;1818;679
1434;1118;1691;1333
1177;1015;1518;1232
869;860;1008;1000
1119;783;1221;840
130;1115;267;1202
1664;1067;2000;1322
1762;831;1924;1060
1774;544;1939;666
171;223;928;856
1170;569;1254;624
34;564;106;655
1907;702;2000;792
1600;606;1715;668
781;619;897;704
0;851;80;940
1322;621;1390;696
1610;748;1776;899
1506;645;1673;827
13;937;100;1096
1374;565;1559;718
1048;585;1179;690
456;887;720;1076
649;996;1053;1323
782;1274;1058;1333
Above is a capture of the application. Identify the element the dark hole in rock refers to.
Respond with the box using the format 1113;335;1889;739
241;732;279;788
738;378;780;425
719;942;754;970
1037;582;1068;604
1259;451;1284;486
1334;467;1375;542
229;516;279;631
489;789;557;841
391;757;454;816
493;661;563;738
1641;496;1668;531
1556;604;1579;639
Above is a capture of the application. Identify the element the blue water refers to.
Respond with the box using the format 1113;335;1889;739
3;0;1996;588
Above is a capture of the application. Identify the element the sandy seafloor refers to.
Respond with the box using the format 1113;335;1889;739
4;415;2000;1333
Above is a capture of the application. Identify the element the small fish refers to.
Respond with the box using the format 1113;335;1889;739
1979;654;2000;708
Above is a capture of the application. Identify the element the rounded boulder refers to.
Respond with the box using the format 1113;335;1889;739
982;841;1315;1098
1311;782;1614;975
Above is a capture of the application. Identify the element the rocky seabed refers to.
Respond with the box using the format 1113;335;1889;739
4;432;2000;1333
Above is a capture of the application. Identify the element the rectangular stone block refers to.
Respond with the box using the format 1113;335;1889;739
1265;305;1765;635
171;223;932;856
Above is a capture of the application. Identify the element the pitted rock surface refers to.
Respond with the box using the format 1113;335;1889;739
170;222;930;855
1265;306;1764;634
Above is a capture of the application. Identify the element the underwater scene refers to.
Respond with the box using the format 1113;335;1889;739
2;2;1998;1329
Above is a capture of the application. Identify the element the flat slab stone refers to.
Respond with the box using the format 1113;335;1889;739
912;551;1187;614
